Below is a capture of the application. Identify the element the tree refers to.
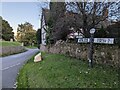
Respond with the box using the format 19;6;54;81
47;1;119;43
104;21;120;45
49;1;67;42
36;29;42;48
16;22;37;46
0;16;14;41
66;1;119;37
94;26;107;38
41;1;119;44
106;21;120;38
50;1;66;25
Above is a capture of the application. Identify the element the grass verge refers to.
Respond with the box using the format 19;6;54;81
25;45;37;49
17;52;119;88
0;41;21;47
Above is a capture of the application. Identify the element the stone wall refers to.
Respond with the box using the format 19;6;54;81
44;40;119;68
0;46;26;56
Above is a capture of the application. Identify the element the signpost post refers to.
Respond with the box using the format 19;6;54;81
88;28;96;68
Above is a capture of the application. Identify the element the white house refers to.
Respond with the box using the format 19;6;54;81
40;8;50;46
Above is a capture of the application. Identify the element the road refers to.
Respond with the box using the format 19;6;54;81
0;48;39;88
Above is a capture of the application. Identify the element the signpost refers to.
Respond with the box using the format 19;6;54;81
78;38;114;44
77;37;114;68
78;38;90;43
77;28;114;68
94;38;114;44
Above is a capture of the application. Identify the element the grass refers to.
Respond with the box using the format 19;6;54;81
17;52;119;88
25;45;38;49
0;41;21;47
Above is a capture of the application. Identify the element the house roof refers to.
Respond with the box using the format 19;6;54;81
42;8;50;25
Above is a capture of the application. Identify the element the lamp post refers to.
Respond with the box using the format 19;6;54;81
88;28;96;68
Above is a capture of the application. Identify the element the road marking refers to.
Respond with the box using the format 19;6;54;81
2;63;21;71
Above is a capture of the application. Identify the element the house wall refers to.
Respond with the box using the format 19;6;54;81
41;15;46;45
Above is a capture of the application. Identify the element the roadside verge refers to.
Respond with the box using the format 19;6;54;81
17;52;118;88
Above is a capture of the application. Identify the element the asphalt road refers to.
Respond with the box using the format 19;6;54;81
0;48;39;88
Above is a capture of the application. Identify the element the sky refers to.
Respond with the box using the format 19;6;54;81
0;1;118;35
1;2;44;35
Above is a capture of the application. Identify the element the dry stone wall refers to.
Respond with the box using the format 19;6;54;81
45;40;119;68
